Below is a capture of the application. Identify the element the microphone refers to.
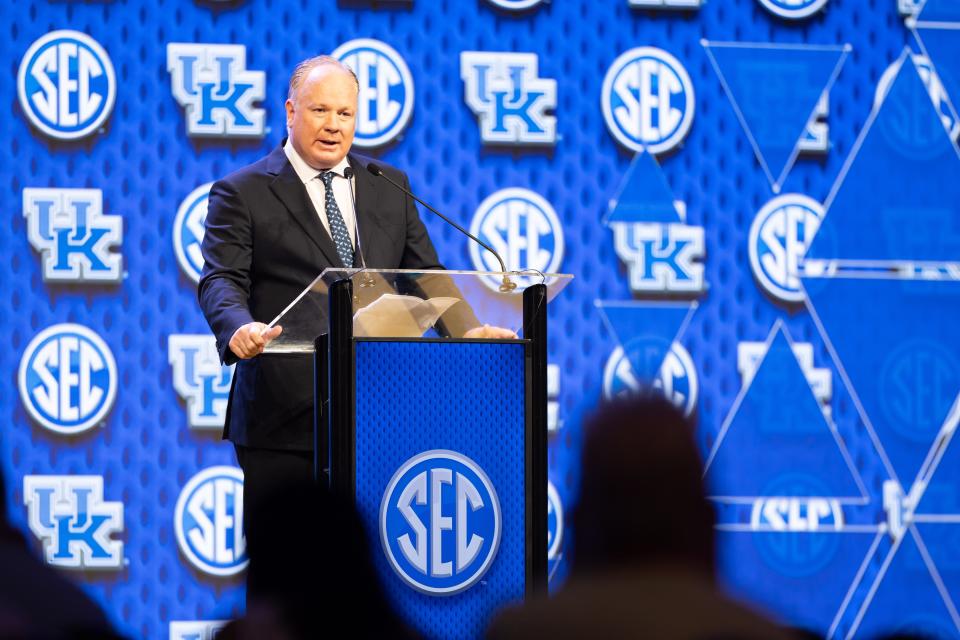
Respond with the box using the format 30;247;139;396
342;166;374;288
365;162;517;292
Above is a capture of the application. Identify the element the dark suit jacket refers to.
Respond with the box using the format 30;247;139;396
198;145;468;451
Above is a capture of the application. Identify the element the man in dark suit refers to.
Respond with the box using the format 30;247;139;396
198;56;511;556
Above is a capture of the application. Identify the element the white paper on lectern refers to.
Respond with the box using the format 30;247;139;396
353;294;461;338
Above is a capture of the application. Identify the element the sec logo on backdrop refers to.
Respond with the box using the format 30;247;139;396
19;324;117;435
173;183;213;284
602;47;695;155
175;466;246;576
756;0;829;19
469;188;564;292
603;342;698;418
332;39;414;148
547;481;563;562
18;30;116;140
748;194;825;304
380;450;501;595
749;474;842;578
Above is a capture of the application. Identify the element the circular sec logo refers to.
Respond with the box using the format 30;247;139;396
603;341;698;418
602;47;695;155
175;466;247;577
332;39;414;148
469;188;564;292
749;194;825;304
875;54;960;144
380;450;502;595
547;481;563;562
18;30;116;140
173;183;213;284
18;324;117;435
757;0;829;20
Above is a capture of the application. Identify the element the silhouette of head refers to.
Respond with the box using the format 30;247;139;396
572;394;715;576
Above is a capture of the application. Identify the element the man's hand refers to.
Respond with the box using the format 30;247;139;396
463;324;518;339
229;323;283;359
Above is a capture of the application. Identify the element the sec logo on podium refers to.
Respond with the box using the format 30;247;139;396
380;450;502;596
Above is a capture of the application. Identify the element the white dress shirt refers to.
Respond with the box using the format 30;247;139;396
283;138;356;247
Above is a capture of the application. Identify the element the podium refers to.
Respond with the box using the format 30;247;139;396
267;268;571;638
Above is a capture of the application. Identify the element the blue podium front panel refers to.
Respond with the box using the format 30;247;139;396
354;339;527;639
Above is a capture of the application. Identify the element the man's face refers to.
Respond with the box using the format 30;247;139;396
285;65;357;170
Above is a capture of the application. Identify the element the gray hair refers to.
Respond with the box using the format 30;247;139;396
287;56;359;101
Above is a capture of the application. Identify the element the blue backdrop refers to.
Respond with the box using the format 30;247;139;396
3;0;959;638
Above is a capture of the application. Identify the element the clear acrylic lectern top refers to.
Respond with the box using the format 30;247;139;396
263;269;572;353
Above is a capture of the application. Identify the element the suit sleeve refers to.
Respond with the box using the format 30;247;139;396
197;178;256;365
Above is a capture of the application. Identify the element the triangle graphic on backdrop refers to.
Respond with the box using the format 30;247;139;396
806;50;960;264
702;41;850;193
595;300;696;382
804;276;960;492
915;0;960;23
914;395;960;515
914;19;960;143
848;526;960;639
914;522;960;617
702;320;867;503
603;151;681;225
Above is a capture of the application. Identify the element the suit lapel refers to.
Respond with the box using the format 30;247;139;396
267;147;342;268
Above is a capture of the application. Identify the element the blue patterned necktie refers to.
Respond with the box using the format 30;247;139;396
319;170;354;268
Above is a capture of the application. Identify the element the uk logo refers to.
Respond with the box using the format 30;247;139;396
18;324;117;435
547;363;561;433
611;221;705;294
756;0;829;20
167;44;266;138
603;341;698;418
23;188;122;283
169;621;228;640
798;93;829;154
332;39;413;148
175;466;246;576
749;194;825;304
602;47;695;155
173;183;213;284
23;475;123;569
380;450;501;595
469;188;564;292
18;30;116;140
169;335;234;430
460;52;556;145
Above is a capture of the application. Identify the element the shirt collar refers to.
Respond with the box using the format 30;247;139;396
283;138;351;183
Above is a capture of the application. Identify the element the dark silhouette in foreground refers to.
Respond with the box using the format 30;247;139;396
487;395;794;639
0;462;119;639
220;479;416;639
